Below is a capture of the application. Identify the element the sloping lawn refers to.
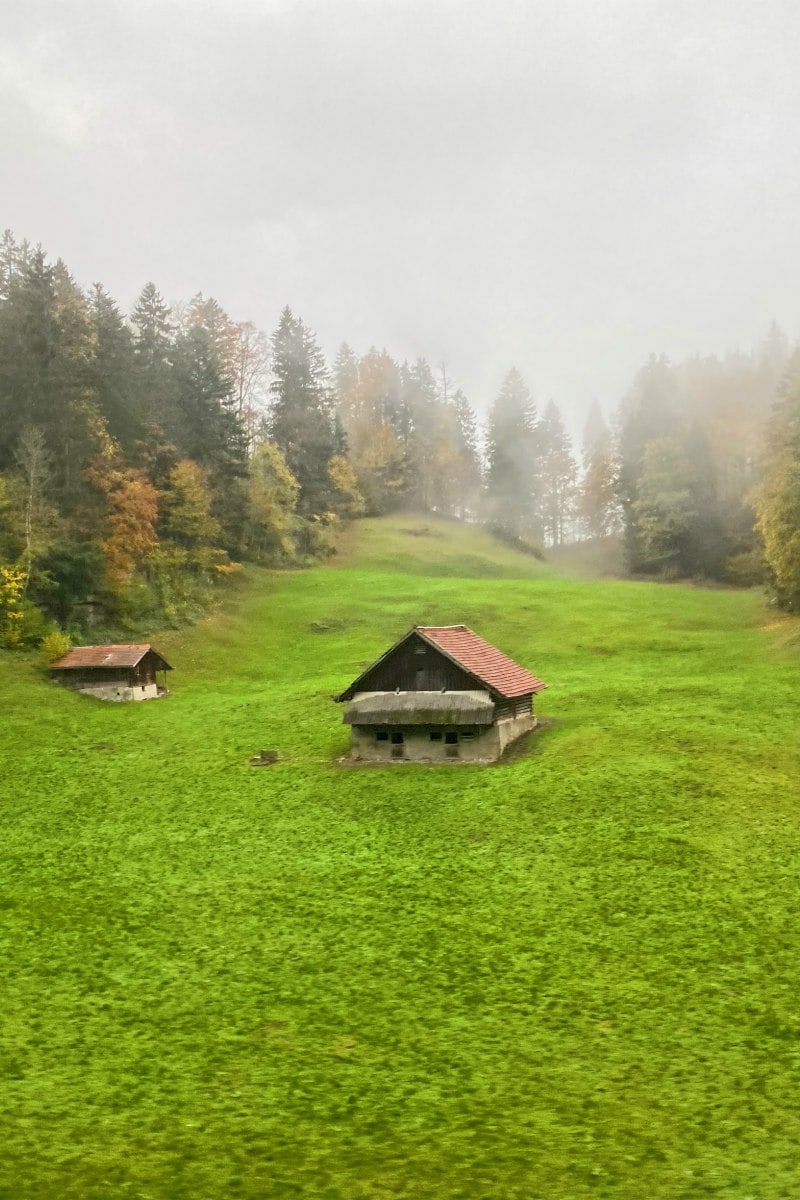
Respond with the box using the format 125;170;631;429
2;516;799;1199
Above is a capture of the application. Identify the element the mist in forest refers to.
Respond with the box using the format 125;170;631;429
3;0;800;634
4;0;800;420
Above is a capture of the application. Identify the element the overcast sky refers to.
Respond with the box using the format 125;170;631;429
4;0;800;429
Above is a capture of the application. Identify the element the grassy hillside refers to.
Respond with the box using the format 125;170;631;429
2;514;800;1200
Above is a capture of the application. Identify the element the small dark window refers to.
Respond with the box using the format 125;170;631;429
429;730;443;742
445;731;458;745
391;730;404;744
376;730;389;741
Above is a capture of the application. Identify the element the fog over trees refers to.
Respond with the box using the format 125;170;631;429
2;227;800;648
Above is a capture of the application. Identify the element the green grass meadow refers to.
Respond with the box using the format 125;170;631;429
2;515;800;1199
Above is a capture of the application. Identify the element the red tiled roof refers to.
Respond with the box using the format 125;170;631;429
50;644;170;670
417;625;546;698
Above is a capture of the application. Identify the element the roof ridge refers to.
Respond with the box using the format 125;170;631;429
416;623;468;630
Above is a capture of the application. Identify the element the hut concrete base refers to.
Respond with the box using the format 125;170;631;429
348;713;536;764
70;682;161;702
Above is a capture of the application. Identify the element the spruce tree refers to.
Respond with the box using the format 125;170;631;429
131;281;176;435
485;368;539;537
333;342;360;429
537;400;577;546
89;284;141;449
578;402;619;539
267;306;337;517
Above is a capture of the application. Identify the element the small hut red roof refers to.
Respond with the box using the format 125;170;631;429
337;624;546;701
417;625;546;698
50;644;172;670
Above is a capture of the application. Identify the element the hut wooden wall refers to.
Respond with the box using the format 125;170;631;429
354;633;476;694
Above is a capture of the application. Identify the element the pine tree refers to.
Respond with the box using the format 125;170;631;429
89;284;141;448
131;281;176;435
394;358;440;508
617;355;681;571
267;306;337;517
333;342;360;429
450;388;483;517
578;402;619;539
0;250;95;509
631;437;697;576
485;368;539;537
537;400;577;546
172;323;248;547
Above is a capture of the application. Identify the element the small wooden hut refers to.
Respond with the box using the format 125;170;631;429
50;644;172;702
336;624;546;762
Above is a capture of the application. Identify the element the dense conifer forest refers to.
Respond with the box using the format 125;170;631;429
1;228;799;652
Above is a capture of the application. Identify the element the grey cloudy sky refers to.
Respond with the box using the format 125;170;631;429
3;0;800;428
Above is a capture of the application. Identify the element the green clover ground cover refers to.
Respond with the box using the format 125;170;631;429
2;515;800;1199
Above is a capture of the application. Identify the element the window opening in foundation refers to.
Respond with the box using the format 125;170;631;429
429;730;443;741
445;731;458;745
376;730;389;741
390;730;404;745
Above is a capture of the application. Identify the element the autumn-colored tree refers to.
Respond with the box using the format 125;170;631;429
85;420;159;590
232;321;270;445
162;459;220;548
754;456;800;608
103;474;159;590
328;454;365;518
0;565;25;646
243;441;300;561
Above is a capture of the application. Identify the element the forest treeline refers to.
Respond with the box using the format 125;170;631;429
1;229;800;649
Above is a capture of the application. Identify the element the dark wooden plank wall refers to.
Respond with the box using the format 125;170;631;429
495;695;533;720
356;634;475;693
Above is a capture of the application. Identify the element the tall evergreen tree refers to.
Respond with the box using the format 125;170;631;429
617;355;682;571
131;281;175;435
485;368;539;537
171;324;248;550
631;437;697;575
267;306;337;517
89;284;141;448
333;342;360;429
537;400;577;546
450;388;483;517
578;402;619;538
0;251;95;509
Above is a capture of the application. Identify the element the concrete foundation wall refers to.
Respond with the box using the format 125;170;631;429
71;682;160;702
349;713;535;763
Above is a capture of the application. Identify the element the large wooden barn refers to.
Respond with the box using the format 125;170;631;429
50;644;172;702
336;625;546;763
